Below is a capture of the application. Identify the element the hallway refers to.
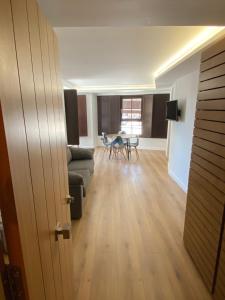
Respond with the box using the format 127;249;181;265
72;148;211;300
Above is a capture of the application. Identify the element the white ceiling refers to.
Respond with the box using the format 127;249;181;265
38;0;225;26
56;26;207;91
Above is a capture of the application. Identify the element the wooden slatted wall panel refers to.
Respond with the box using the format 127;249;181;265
214;228;225;300
184;36;225;294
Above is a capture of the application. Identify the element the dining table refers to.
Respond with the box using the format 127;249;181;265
107;133;138;160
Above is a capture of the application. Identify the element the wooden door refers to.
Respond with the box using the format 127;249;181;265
0;0;74;299
0;0;45;298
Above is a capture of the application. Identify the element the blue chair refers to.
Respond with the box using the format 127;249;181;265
101;132;111;153
109;136;127;159
128;136;139;159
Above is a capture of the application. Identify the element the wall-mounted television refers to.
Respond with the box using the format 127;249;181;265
166;100;180;121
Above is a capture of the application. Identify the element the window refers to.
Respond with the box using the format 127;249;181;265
121;97;142;135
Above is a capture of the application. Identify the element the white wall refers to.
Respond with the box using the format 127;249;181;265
79;93;98;148
168;70;200;192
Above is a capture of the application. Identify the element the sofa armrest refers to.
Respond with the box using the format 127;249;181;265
68;171;84;186
69;147;94;160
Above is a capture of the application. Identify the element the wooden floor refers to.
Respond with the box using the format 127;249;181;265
72;148;212;300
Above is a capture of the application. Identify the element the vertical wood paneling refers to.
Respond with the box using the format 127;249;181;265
0;103;28;298
184;35;225;297
0;0;74;299
38;8;69;300
47;23;74;300
0;0;45;298
10;0;58;298
53;34;75;299
26;1;64;299
47;25;68;298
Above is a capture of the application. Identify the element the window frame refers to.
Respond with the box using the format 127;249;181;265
120;96;143;135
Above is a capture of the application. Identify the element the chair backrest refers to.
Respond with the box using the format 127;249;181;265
101;132;109;145
129;136;139;146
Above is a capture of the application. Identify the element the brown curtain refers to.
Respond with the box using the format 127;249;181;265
151;94;169;138
97;96;121;135
142;94;153;138
64;89;79;145
77;95;88;137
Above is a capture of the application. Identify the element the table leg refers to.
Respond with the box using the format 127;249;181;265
109;146;112;159
127;141;131;160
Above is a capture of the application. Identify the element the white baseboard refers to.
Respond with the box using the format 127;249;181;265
168;169;187;193
138;146;165;150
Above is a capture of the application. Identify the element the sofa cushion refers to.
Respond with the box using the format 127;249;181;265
69;147;94;160
67;147;72;163
68;159;94;174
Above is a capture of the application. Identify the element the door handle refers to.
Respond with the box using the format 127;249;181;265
55;223;71;241
65;195;74;205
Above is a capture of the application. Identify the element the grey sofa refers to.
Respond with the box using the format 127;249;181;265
67;146;94;220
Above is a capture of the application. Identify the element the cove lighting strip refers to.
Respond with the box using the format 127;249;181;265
154;26;225;79
72;84;156;92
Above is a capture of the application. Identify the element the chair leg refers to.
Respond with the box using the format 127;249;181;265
122;148;127;160
113;147;117;159
109;146;113;159
135;146;139;159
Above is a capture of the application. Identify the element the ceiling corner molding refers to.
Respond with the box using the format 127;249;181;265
71;84;156;94
154;26;225;79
